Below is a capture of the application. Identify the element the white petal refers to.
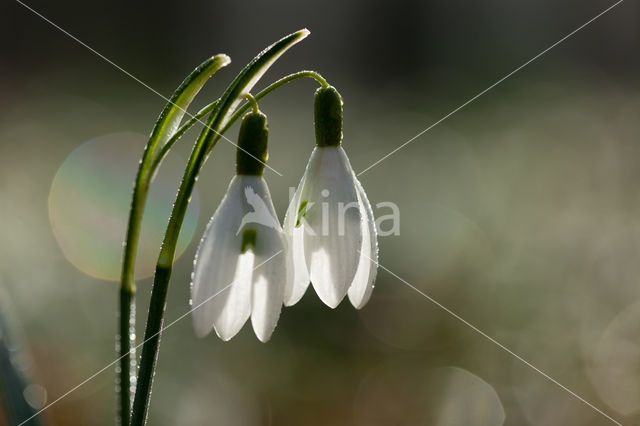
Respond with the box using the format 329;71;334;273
348;176;378;308
212;251;254;340
283;180;310;306
191;176;252;339
245;177;288;342
302;146;362;308
251;243;287;342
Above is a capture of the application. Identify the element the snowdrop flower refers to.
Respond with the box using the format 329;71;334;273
284;86;378;309
191;108;287;342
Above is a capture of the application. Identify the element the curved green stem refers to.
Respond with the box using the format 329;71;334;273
150;69;326;187
117;55;229;426
244;93;260;114
150;100;219;174
130;29;309;426
221;70;328;138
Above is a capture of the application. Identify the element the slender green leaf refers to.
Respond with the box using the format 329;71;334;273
150;100;219;175
149;54;230;150
203;29;310;154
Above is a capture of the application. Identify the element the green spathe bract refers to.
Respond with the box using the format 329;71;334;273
236;111;269;176
314;85;343;147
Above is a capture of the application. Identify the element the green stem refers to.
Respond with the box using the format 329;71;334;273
117;149;148;426
130;113;221;426
130;29;310;426
116;286;135;425
150;71;325;180
117;55;229;426
150;100;219;173
221;70;328;138
244;93;260;114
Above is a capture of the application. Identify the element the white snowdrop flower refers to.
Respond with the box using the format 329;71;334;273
283;86;378;309
191;109;287;342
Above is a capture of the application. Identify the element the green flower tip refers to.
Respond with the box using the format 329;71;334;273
314;86;343;147
236;111;269;176
295;200;308;227
241;228;257;253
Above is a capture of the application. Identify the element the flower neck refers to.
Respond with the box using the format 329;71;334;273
314;86;343;147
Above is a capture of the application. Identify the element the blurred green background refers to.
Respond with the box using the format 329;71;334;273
1;0;640;424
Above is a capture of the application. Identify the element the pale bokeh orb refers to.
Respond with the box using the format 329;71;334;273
48;132;200;281
353;364;504;426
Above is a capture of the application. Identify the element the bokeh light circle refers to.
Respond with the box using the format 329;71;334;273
353;364;504;426
23;384;47;410
48;132;200;281
427;367;505;426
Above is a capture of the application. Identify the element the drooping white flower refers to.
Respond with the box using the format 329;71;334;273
191;110;287;342
283;86;378;308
